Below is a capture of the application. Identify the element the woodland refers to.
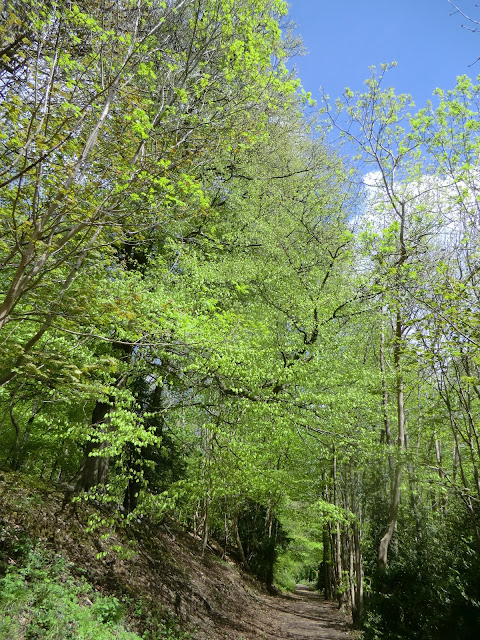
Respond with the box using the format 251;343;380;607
1;1;480;639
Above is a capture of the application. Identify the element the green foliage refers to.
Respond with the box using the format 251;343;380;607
237;500;289;590
363;510;480;640
4;3;480;638
0;549;139;639
274;500;325;590
0;548;191;640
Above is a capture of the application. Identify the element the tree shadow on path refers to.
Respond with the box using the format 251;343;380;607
237;584;353;640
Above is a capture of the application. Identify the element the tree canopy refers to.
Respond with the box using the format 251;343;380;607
2;3;480;639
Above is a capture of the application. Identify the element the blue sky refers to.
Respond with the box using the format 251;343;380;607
286;0;480;108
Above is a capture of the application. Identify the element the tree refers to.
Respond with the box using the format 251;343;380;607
323;67;480;637
0;0;296;384
0;0;303;498
324;63;457;568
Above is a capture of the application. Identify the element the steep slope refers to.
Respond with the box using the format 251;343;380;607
0;472;352;639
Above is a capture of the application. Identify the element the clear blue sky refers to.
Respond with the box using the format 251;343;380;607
286;0;480;108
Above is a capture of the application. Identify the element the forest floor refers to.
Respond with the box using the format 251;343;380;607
0;472;356;639
232;584;353;640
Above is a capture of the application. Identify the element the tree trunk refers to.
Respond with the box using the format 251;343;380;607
380;317;392;448
72;400;111;492
201;494;210;557
123;476;141;513
378;310;405;568
353;521;363;626
332;450;345;609
322;526;333;599
233;513;249;569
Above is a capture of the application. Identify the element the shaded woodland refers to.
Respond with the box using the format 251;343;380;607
1;2;480;638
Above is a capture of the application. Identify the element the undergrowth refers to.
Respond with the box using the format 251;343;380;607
0;548;190;640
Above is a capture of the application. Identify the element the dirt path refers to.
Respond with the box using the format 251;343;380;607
0;477;352;640
223;584;353;640
263;585;352;639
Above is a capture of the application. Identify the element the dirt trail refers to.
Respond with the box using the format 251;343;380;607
227;584;352;640
0;475;353;640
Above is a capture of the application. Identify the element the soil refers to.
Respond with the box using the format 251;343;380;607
225;585;352;639
0;472;355;640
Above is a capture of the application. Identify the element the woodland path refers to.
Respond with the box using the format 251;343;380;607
228;584;353;640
